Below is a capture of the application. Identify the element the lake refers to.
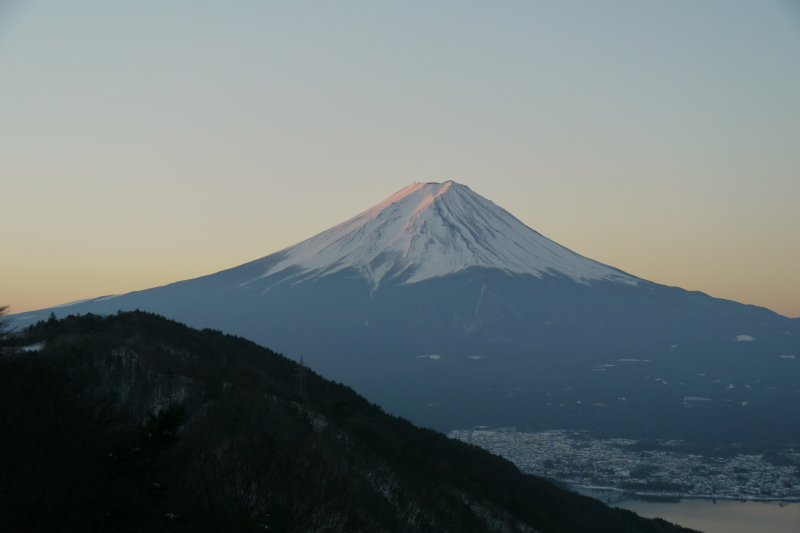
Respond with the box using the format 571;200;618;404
612;498;800;533
571;487;800;532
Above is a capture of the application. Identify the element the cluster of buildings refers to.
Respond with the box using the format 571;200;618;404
449;428;800;501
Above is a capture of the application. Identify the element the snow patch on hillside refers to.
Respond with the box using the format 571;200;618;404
20;342;45;352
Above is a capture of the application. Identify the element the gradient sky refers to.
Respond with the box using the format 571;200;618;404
2;1;799;318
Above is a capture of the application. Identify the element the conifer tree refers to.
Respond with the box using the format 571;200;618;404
0;305;11;350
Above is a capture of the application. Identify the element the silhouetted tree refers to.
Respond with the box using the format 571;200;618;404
0;305;11;350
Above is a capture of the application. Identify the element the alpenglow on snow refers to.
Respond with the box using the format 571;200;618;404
248;181;638;290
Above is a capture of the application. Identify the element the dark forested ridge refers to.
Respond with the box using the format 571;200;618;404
2;312;698;532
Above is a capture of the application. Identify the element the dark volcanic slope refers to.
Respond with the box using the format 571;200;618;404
13;266;800;447
4;312;698;533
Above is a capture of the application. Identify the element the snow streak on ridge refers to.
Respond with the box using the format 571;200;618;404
253;181;638;289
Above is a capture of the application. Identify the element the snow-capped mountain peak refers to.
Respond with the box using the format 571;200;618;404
252;181;638;289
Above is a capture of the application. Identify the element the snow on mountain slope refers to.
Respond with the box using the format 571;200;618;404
251;181;638;289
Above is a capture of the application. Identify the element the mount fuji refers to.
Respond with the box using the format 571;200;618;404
12;182;800;446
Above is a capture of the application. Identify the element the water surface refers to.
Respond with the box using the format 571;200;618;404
611;499;800;533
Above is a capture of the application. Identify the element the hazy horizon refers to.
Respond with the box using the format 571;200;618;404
2;1;799;317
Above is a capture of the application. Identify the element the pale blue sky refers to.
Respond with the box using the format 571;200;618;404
2;1;799;316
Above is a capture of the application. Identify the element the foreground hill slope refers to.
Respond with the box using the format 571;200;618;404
3;311;697;533
11;182;799;445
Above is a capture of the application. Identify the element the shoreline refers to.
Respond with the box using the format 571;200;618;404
568;484;800;503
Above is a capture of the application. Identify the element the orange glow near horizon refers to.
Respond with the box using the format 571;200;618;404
1;3;798;318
